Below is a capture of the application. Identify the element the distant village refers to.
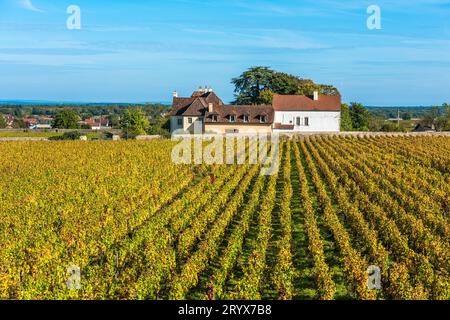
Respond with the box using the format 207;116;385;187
1;114;113;130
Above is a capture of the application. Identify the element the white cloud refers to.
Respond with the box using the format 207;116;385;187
18;0;45;13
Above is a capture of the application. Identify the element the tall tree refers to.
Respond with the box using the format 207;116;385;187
401;112;412;121
340;104;353;131
120;108;150;139
232;66;274;105
349;102;371;131
258;89;275;105
107;114;120;128
232;66;340;105
421;106;441;129
319;84;340;96
0;115;6;128
443;103;450;130
435;103;450;131
271;72;302;94
53;109;80;129
13;118;27;129
13;108;23;118
148;115;171;138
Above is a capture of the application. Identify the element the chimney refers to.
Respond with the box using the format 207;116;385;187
208;103;213;113
313;91;319;101
172;90;178;98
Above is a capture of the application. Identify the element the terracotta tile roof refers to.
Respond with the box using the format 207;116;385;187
171;98;197;116
24;118;38;125
183;98;208;116
272;94;341;112
274;123;295;130
205;105;274;124
170;90;273;124
170;91;224;116
83;117;110;126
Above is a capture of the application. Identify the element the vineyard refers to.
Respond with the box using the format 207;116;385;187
0;136;449;300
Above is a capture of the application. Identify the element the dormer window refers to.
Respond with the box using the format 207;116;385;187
243;115;249;123
229;115;236;123
212;115;218;122
260;115;267;123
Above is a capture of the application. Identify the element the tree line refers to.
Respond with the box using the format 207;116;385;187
49;108;171;138
0;103;170;118
340;103;450;132
0;104;172;138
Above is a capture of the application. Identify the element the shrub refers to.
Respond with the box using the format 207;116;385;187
49;131;83;141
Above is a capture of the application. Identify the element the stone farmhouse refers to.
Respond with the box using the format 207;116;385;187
170;87;341;134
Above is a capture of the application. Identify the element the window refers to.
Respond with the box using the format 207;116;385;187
296;117;301;126
260;115;267;123
229;115;236;123
177;118;183;126
212;115;218;122
243;115;249;123
305;117;309;126
188;118;193;124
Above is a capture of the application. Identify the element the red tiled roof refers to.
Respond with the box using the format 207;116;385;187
205;105;274;124
170;90;274;124
183;98;208;116
170;91;224;116
84;118;96;125
272;94;341;112
24;118;38;124
274;123;295;130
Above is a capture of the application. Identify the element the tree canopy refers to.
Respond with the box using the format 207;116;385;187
0;103;170;122
232;66;340;105
12;118;27;129
425;103;450;131
349;102;371;131
443;103;450;130
0;115;6;129
340;104;353;131
120;108;150;139
52;109;80;129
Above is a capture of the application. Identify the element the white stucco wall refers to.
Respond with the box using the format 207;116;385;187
274;111;341;132
184;117;202;134
205;124;272;134
170;116;183;133
171;116;203;134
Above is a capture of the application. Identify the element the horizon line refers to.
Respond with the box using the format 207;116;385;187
0;99;443;108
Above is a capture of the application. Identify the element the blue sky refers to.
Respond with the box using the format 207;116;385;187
0;0;449;105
